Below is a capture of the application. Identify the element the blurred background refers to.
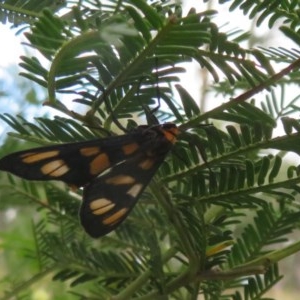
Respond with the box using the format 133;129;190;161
0;1;299;299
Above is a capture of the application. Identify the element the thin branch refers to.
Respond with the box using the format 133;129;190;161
180;57;300;130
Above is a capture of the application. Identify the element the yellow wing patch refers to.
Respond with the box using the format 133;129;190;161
105;175;136;185
41;160;70;177
21;150;59;163
126;183;143;198
80;147;101;156
102;208;129;226
90;198;116;215
122;143;139;155
138;158;155;170
90;153;110;175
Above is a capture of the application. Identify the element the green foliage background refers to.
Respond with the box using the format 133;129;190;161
1;0;300;299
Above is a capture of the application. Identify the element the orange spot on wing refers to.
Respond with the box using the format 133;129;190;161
21;150;59;163
122;143;139;155
126;183;143;198
102;208;128;226
80;147;100;156
105;175;135;185
161;127;179;144
90;153;110;175
90;198;115;215
138;158;155;170
41;160;70;177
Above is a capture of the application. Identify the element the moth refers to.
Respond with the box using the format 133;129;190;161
0;123;178;238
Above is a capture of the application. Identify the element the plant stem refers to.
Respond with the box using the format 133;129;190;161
180;57;300;131
1;265;59;300
112;247;177;300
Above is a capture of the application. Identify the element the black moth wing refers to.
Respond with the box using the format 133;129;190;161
0;123;178;237
80;155;161;237
0;128;156;187
80;130;175;238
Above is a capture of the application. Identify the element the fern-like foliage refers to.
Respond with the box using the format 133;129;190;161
225;0;300;28
0;0;66;26
1;1;300;300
